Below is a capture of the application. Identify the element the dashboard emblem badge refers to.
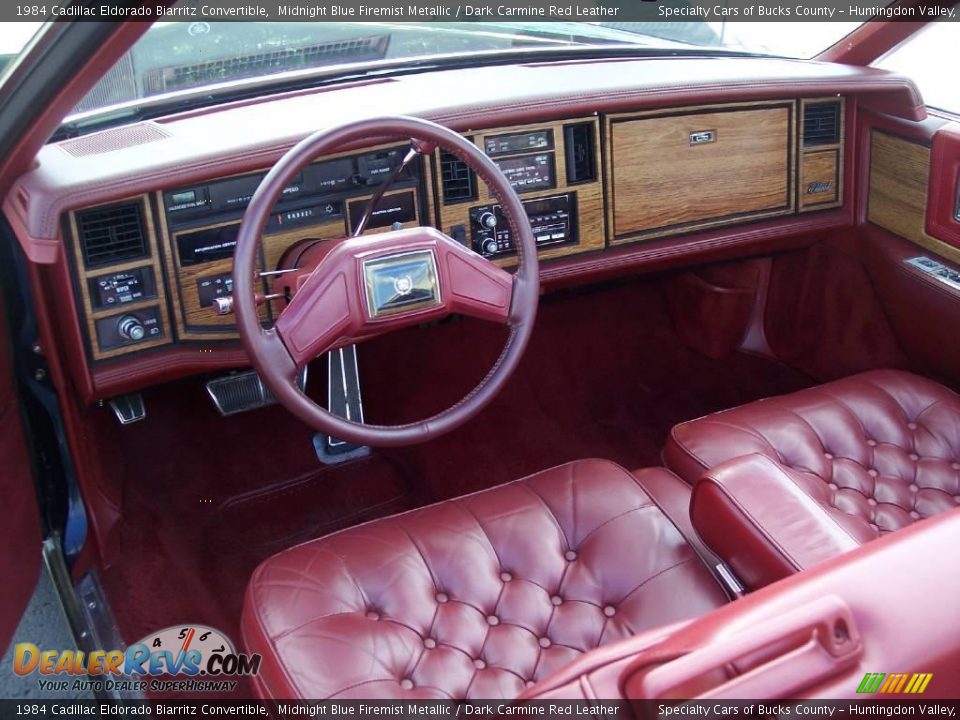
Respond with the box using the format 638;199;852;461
394;275;414;296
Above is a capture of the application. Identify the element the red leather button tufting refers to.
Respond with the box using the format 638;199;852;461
827;483;838;490
867;498;877;507
550;596;563;606
564;550;577;561
824;452;834;460
500;572;512;582
366;611;380;620
868;469;879;478
909;484;919;492
525;681;535;688
486;615;499;626
910;511;920;519
538;637;551;648
473;659;486;670
909;454;919;461
242;459;733;700
866;439;877;447
908;422;918;430
603;606;616;617
952;463;960;471
870;523;879;531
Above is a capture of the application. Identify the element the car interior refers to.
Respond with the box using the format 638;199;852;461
1;11;959;701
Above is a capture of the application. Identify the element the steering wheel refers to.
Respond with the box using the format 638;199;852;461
233;116;539;447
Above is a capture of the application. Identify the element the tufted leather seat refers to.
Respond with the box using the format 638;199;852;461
242;459;727;699
667;368;960;546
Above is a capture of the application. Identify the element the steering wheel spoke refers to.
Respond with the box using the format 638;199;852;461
274;260;359;366
435;235;515;325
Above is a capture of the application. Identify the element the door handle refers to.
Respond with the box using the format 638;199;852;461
627;595;863;700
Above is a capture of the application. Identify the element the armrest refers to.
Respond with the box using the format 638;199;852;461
690;454;861;590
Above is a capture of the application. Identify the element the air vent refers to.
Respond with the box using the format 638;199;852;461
564;123;596;184
76;202;148;268
439;149;477;204
803;101;841;146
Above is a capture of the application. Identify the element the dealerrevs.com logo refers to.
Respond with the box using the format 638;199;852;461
12;624;261;694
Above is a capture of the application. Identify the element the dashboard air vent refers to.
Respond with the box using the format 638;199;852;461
564;123;596;184
439;149;477;204
803;101;841;146
76;202;148;268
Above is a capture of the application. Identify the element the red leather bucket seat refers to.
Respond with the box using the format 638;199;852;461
667;369;960;530
666;369;960;587
241;460;727;699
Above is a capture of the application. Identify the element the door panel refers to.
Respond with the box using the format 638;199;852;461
927;124;960;248
0;277;42;651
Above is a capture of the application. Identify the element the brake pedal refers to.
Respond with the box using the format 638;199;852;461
206;368;307;416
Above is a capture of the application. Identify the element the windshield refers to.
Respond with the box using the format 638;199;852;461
0;19;861;120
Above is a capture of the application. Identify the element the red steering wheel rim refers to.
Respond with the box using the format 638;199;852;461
233;116;539;447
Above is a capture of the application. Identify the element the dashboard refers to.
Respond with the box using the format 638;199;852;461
3;55;927;401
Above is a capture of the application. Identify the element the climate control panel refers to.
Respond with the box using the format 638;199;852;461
470;193;577;258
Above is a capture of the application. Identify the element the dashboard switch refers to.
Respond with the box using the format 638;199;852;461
117;315;146;341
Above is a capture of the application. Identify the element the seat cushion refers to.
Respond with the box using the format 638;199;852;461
666;369;960;537
242;459;727;699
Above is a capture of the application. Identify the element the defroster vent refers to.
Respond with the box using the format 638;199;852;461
439;149;477;204
76;202;148;268
803;101;841;146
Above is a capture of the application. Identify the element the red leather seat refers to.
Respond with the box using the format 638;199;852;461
242;460;727;699
666;369;960;586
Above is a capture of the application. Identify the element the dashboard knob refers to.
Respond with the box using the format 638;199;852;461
476;211;498;229
117;315;145;341
482;238;499;256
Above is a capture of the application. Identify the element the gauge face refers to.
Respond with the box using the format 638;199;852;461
134;625;235;664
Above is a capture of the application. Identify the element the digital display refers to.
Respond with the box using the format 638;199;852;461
485;130;553;156
348;191;417;232
165;186;209;213
89;267;155;309
313;158;354;191
177;224;240;266
493;153;555;192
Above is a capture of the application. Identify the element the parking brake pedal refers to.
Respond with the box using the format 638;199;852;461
314;345;371;464
109;393;146;424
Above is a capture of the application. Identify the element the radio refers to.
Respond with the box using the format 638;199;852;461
470;193;577;258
